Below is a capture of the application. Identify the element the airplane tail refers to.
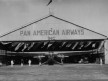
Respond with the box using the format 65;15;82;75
47;0;52;6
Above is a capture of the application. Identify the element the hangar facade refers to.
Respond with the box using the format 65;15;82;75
0;15;107;65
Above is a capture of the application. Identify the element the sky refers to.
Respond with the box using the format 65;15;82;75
0;0;108;37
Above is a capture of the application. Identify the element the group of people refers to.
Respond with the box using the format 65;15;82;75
78;57;89;64
10;59;32;67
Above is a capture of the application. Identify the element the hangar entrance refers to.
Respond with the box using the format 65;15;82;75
5;53;103;65
0;40;105;65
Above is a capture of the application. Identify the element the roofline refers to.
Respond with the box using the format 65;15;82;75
0;14;51;38
0;14;107;39
0;39;105;42
51;15;108;38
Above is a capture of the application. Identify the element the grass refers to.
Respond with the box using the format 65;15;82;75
0;64;108;81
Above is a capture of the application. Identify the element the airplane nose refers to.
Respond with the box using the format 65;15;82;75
48;59;55;65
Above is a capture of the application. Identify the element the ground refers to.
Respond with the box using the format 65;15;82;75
0;64;108;81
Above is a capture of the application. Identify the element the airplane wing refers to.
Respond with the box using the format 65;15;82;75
6;49;98;56
53;49;98;56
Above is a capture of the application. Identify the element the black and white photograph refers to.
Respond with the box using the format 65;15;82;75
0;0;108;81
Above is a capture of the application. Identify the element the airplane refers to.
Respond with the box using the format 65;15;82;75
7;49;97;65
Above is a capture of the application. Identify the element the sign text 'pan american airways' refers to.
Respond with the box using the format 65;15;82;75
20;28;84;36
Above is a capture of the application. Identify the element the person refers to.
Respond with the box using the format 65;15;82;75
38;56;42;66
79;58;83;63
100;58;103;65
60;55;64;65
0;61;2;66
84;57;88;64
28;59;31;66
11;60;14;67
21;59;24;66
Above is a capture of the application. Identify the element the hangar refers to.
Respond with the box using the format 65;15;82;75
0;14;107;65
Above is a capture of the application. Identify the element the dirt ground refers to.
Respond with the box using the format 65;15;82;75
0;64;108;81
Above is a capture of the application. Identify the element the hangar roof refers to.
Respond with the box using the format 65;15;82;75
0;15;107;41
